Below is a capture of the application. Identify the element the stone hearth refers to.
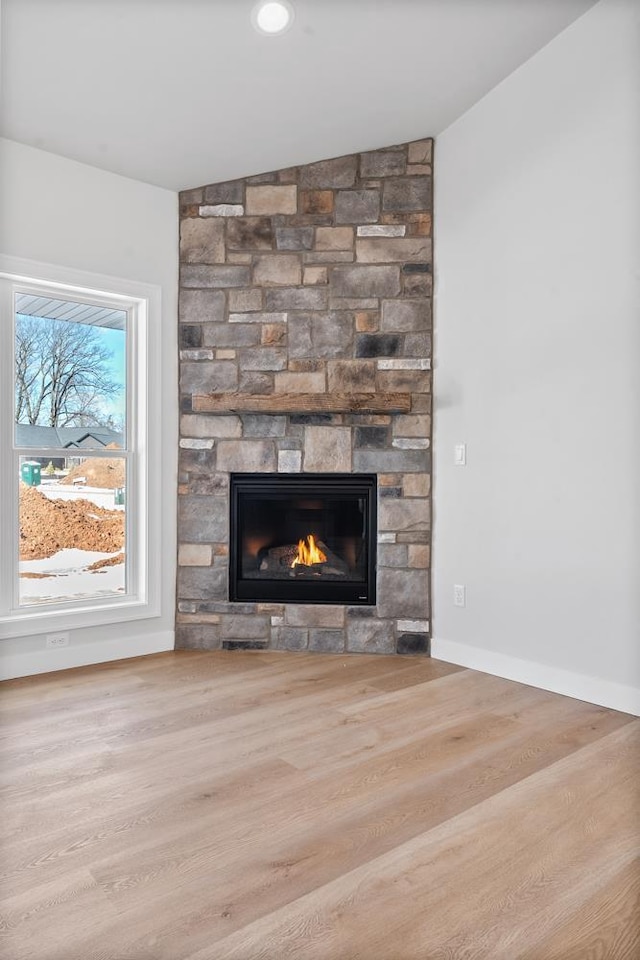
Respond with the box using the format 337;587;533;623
176;139;432;655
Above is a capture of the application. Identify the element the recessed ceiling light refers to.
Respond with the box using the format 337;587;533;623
252;1;294;36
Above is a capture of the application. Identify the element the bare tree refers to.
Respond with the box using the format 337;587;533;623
15;316;121;427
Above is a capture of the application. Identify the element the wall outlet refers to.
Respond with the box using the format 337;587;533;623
45;632;69;649
454;584;466;607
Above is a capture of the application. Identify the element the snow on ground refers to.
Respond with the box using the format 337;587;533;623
19;548;125;603
39;482;125;511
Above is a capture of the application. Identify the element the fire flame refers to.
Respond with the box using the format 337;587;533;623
291;534;327;568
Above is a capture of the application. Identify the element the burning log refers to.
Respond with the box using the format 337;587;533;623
260;544;298;567
258;535;349;578
291;534;326;568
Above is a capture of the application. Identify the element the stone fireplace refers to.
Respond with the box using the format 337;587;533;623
176;138;432;655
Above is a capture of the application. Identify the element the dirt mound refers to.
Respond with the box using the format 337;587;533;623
88;552;125;571
19;484;125;560
62;457;125;489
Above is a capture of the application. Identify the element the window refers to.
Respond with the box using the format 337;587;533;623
0;259;161;637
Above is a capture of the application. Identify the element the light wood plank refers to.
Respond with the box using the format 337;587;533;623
0;651;636;960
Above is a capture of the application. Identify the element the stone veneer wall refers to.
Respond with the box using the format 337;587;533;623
176;139;433;655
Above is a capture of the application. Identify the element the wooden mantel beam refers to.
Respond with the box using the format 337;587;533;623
192;392;412;415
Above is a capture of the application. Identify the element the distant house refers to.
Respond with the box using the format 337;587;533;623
16;424;123;468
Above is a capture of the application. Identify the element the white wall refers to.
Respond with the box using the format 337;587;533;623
0;139;178;676
433;0;640;714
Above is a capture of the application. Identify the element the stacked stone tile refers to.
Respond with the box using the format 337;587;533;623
177;138;433;655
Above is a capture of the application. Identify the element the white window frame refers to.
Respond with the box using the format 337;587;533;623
0;256;162;638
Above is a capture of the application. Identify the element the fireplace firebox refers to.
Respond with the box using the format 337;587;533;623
230;474;377;605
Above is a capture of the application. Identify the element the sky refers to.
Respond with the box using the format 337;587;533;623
15;311;127;429
97;326;126;424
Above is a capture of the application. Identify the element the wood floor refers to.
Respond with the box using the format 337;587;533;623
1;651;638;960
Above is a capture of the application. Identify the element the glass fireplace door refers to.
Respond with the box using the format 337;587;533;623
230;474;376;605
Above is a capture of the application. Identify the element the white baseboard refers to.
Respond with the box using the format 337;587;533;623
431;637;640;717
0;630;174;681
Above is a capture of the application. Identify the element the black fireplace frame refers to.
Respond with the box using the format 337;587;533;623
229;473;377;605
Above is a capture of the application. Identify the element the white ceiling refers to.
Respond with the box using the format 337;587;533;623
15;294;126;330
1;0;597;192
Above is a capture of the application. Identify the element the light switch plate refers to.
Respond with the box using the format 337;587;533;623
455;443;467;466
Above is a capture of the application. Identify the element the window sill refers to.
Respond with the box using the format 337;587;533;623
0;595;161;640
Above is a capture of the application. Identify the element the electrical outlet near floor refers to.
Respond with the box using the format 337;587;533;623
453;584;466;607
45;632;69;649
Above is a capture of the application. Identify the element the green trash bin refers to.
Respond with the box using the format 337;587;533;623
21;460;42;487
114;486;125;506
